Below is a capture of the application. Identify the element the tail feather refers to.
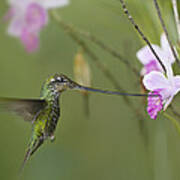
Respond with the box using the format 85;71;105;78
19;148;32;178
19;136;44;177
30;137;44;157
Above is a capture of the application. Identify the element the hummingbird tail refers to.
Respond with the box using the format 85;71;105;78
19;148;32;178
19;136;44;177
30;137;44;156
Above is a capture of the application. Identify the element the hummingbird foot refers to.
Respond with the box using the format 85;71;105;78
50;134;56;142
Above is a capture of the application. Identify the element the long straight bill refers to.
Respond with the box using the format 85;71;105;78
76;85;156;97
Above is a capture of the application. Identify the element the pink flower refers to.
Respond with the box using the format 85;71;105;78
136;33;175;75
4;0;69;53
147;90;163;119
25;3;48;32
21;28;39;53
137;33;180;119
143;59;180;119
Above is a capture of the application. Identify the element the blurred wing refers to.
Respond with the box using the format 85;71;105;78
0;97;47;122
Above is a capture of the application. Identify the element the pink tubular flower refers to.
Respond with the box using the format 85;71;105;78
136;33;175;75
4;0;69;53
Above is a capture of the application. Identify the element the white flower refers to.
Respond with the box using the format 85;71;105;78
8;0;69;9
143;58;180;119
136;33;175;75
5;0;69;52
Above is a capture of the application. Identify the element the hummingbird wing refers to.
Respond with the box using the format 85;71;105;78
0;98;47;122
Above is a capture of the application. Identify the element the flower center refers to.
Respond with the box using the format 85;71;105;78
145;60;161;74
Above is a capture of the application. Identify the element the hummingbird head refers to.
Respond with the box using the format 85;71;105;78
41;73;79;99
49;73;78;92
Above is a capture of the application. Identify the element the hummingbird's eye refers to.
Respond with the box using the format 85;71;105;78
56;77;66;83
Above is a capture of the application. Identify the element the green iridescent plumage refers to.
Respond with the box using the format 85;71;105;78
21;74;78;170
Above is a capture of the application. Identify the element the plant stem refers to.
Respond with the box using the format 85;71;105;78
164;112;180;136
72;27;139;76
172;0;180;43
153;0;180;66
119;0;167;74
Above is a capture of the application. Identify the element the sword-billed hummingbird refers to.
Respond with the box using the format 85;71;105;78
0;73;154;172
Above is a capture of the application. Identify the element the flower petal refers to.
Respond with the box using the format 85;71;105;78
143;71;169;91
164;61;174;80
174;75;180;89
163;96;174;110
7;16;25;37
8;0;32;9
160;33;176;64
20;28;39;52
160;33;169;53
147;91;163;119
25;3;48;32
143;60;162;75
136;44;164;65
163;76;180;109
38;0;69;9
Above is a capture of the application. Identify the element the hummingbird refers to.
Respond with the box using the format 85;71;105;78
0;73;154;172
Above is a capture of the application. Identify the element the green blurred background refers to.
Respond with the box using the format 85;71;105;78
0;0;180;179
